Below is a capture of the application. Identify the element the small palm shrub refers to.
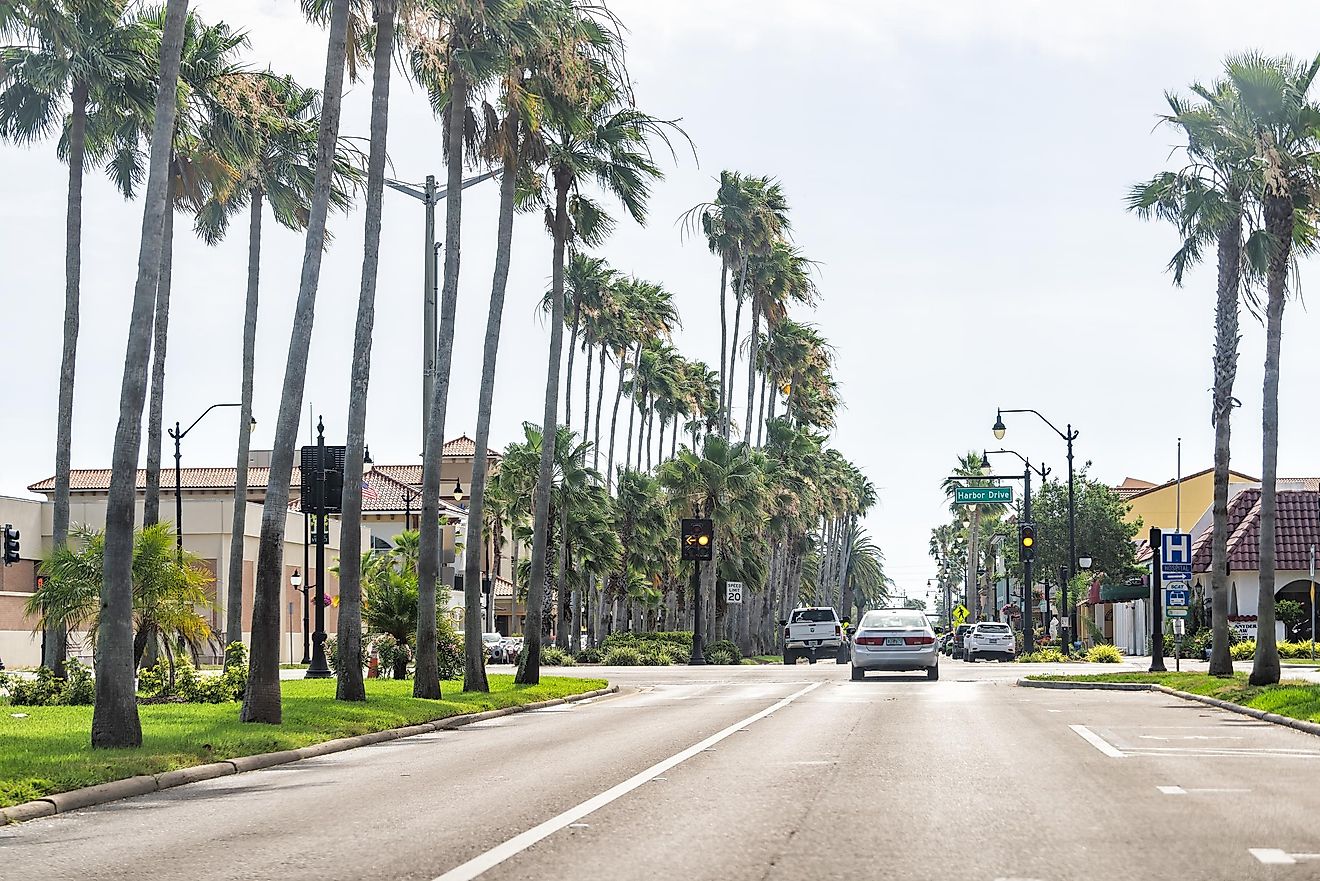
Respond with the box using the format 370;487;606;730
640;648;671;666
1017;648;1066;663
704;639;742;665
1231;640;1256;660
575;647;602;664
603;646;643;666
540;646;577;666
1084;644;1123;664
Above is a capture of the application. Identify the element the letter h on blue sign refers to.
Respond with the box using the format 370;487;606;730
1163;533;1191;565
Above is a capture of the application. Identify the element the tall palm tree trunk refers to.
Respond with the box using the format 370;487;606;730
742;299;760;444
623;345;639;473
1251;194;1292;687
593;344;606;472
563;298;580;428
463;115;519;693
1209;212;1242;677
143;197;175;527
582;339;593;437
755;372;767;447
241;0;350;724
226;189;263;647
47;80;91;674
517;170;571;686
965;506;981;622
606;350;626;491
725;289;743;438
417;70;470;699
96;0;190;748
337;0;395;704
717;261;727;439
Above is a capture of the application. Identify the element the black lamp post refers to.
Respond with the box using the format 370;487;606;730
993;408;1079;656
984;448;1049;655
168;403;252;561
291;569;310;664
306;417;333;679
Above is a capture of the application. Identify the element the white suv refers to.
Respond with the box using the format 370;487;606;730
965;622;1016;662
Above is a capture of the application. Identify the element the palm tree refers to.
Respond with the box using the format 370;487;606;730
742;239;815;444
336;0;398;704
96;0;190;749
1222;53;1320;686
92;9;249;528
410;0;512;701
843;525;890;615
942;451;1003;622
243;0;354;726
461;0;568;692
195;72;354;649
28;523;217;671
516;38;682;683
1128;78;1264;677
1;0;153;673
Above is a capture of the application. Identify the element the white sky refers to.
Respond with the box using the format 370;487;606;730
6;1;1320;608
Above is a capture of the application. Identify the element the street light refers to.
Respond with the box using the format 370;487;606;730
992;407;1080;656
452;478;465;503
291;569;310;665
1079;554;1093;570
169;404;253;560
983;447;1050;655
386;170;499;449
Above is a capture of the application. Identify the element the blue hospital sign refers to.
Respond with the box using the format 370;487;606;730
1161;532;1192;567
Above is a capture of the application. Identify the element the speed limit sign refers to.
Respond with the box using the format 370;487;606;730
725;581;744;604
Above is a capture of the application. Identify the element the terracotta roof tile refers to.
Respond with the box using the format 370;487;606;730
1190;488;1320;572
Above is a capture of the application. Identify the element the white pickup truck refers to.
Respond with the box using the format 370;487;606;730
781;606;846;664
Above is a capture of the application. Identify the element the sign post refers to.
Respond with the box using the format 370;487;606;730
1311;545;1316;662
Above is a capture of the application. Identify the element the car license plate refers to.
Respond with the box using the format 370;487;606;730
808;640;820;646
884;637;903;646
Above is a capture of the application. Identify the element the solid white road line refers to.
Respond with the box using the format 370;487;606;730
1159;785;1249;795
1070;724;1126;758
1157;786;1187;795
1250;849;1297;865
429;681;825;881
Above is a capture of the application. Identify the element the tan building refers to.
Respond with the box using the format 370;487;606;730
3;437;526;668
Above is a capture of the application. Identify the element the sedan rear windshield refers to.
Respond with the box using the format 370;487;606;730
790;609;837;623
975;624;1011;633
859;610;928;630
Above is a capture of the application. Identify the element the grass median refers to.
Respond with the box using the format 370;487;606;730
0;674;605;809
1025;671;1320;724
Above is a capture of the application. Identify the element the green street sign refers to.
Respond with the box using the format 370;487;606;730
954;486;1012;504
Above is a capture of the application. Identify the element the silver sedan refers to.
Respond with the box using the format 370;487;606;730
849;608;939;680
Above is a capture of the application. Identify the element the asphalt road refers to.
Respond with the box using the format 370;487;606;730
5;658;1320;880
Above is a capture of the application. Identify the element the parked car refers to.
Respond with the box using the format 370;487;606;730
950;623;974;659
781;607;844;664
482;632;504;663
849;608;939;680
965;621;1016;662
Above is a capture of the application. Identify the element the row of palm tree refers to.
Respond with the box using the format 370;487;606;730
1130;52;1320;685
3;0;885;745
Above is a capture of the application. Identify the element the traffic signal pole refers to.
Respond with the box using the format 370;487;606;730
1149;527;1167;672
1022;464;1034;655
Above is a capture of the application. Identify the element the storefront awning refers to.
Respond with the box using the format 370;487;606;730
1099;582;1150;603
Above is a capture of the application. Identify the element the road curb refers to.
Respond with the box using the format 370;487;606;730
1015;678;1154;691
0;684;616;826
1015;678;1320;739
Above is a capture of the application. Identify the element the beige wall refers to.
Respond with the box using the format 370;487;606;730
0;495;359;667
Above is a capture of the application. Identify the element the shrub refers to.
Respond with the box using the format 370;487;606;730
1231;640;1256;660
603;646;643;666
663;643;691;664
1017;648;1066;663
706;647;737;665
437;616;464;680
325;635;368;676
541;646;577;667
704;639;742;665
6;659;96;706
575;647;602;664
639;648;671;666
1084;644;1123;664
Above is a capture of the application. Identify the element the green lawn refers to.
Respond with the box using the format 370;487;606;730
1026;671;1320;724
0;674;604;809
741;655;782;665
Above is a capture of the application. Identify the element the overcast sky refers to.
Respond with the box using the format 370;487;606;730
7;1;1320;606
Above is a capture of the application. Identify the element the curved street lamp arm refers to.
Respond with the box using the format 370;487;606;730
173;402;242;441
998;407;1076;442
